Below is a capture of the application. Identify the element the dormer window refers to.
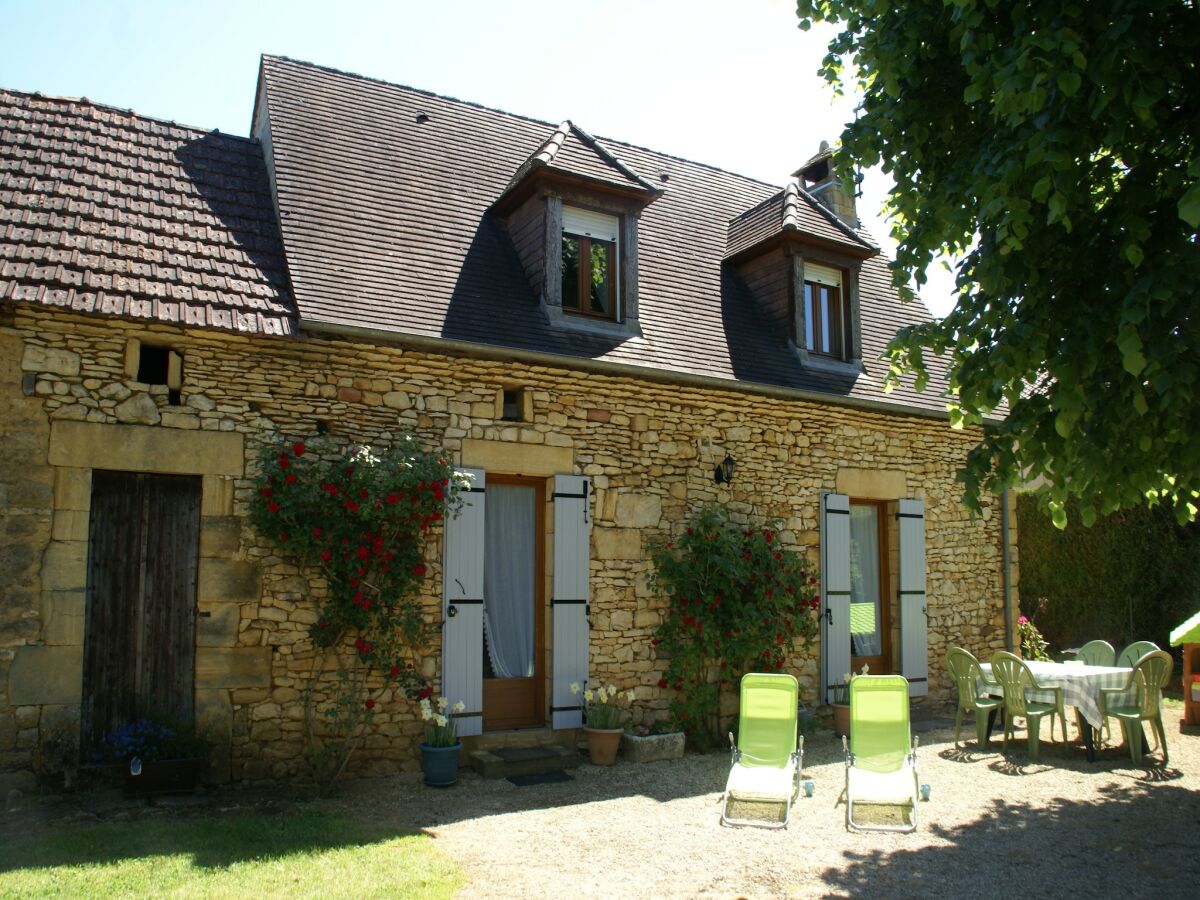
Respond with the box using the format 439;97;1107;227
562;207;618;320
803;263;845;357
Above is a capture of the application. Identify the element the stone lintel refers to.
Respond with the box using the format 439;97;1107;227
49;421;244;476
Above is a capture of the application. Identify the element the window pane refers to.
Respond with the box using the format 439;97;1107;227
803;283;815;350
819;287;832;353
561;236;580;309
589;240;612;316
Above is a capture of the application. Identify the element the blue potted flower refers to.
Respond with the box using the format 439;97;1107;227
93;717;209;795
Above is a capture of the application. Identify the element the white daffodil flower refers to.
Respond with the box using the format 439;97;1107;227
569;682;581;694
452;701;465;713
435;715;447;727
584;690;594;702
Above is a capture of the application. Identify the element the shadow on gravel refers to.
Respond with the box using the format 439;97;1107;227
821;781;1200;896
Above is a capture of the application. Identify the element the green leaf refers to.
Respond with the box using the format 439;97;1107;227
1180;182;1200;228
1056;71;1082;97
1124;244;1144;268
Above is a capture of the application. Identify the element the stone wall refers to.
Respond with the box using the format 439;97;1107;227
0;306;1015;781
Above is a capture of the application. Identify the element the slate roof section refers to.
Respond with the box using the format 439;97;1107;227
502;120;660;198
726;183;876;260
0;90;295;335
258;56;945;412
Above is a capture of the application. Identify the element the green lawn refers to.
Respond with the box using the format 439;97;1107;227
0;811;460;898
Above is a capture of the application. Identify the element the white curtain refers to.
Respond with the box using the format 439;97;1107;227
483;484;536;678
849;505;882;657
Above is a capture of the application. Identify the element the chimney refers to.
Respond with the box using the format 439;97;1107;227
793;141;858;229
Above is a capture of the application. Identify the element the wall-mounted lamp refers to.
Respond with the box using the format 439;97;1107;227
713;453;736;485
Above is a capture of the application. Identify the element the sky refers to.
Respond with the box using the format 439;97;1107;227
0;0;957;317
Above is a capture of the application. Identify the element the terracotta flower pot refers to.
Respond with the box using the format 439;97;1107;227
832;703;851;738
583;727;623;766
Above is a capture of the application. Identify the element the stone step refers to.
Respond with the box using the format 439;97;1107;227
468;744;580;779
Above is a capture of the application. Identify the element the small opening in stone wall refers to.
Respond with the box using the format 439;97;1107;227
167;389;182;406
501;388;524;422
137;345;170;385
316;420;330;435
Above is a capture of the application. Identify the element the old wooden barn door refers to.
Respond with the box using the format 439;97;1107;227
81;471;202;751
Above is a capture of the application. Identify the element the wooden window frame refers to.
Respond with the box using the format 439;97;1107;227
804;279;846;358
562;232;619;321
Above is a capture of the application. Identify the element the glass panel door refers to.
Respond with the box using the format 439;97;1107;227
849;502;890;673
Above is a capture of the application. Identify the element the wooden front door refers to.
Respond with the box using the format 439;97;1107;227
81;471;202;751
848;500;892;675
481;476;545;730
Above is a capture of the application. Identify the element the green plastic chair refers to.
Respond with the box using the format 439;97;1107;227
1117;640;1160;669
843;675;920;832
1077;640;1116;667
1099;650;1172;765
945;647;1004;750
722;672;803;829
989;652;1067;762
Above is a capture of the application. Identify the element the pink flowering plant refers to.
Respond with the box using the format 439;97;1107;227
647;505;820;749
249;431;463;793
1017;614;1051;661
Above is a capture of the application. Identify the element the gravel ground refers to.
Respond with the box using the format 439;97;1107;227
6;705;1199;899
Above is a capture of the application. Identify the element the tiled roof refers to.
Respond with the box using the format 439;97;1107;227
0;90;295;335
258;56;945;412
726;183;876;260
502;120;659;198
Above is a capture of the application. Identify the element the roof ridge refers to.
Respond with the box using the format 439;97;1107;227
566;121;660;193
0;87;260;147
260;55;784;194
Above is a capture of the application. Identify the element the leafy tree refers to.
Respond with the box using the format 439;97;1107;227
796;1;1200;526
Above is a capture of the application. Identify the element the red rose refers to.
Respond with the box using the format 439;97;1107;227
417;685;433;700
364;698;375;710
320;550;332;562
279;532;289;542
386;493;399;505
359;489;369;500
293;442;306;456
389;665;401;677
412;563;426;577
657;678;668;689
346;500;360;513
267;501;280;513
312;527;322;538
260;487;273;499
278;453;289;469
285;473;297;485
356;546;370;560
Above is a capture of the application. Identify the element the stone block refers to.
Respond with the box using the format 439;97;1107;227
614;493;662;528
460;439;572;477
114;392;161;425
197;603;241;647
195;689;232;783
41;540;87;592
835;467;907;500
8;645;82;704
196;647;272;689
593;528;641;560
53;467;91;512
43;590;86;645
621;731;684;763
49;421;244;476
199;517;241;557
201;476;234;516
21;344;80;377
383;391;413;410
197;558;261;603
51;509;88;542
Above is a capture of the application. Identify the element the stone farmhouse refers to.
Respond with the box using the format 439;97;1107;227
0;56;1016;782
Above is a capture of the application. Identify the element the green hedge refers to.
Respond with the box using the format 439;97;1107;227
1017;494;1200;655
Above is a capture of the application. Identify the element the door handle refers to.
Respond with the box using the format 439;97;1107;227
448;604;458;618
825;608;833;626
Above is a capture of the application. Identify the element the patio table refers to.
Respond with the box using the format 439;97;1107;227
980;660;1137;762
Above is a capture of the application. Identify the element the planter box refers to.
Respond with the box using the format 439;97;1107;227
124;758;207;795
621;731;685;763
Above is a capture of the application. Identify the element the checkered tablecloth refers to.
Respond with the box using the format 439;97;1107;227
979;661;1136;729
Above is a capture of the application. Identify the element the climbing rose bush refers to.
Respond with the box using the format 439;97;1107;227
249;432;463;791
648;505;820;749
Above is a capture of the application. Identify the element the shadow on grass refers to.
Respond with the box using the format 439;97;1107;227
0;811;411;874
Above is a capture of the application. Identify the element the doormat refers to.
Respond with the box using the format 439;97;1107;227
507;771;574;787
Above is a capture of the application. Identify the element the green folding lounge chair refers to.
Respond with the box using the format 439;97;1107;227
990;651;1067;761
722;672;803;829
843;675;920;833
1117;640;1160;669
1077;640;1116;667
1099;650;1173;765
945;647;1004;750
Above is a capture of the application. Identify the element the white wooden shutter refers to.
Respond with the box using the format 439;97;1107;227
821;492;852;704
442;467;485;737
551;474;590;729
803;262;842;288
898;498;929;698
